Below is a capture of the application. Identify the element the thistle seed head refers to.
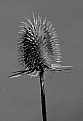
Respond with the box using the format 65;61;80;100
17;12;62;76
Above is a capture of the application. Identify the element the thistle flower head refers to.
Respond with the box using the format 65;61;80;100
8;12;73;78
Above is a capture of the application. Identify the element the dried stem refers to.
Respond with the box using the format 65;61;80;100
39;70;47;121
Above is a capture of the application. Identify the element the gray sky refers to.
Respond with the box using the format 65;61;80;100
0;0;83;121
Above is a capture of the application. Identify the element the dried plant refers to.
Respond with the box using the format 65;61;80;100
8;12;73;121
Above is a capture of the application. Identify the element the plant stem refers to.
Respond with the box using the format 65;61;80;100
39;70;47;121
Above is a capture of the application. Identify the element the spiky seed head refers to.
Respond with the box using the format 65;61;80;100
17;12;62;77
8;12;73;79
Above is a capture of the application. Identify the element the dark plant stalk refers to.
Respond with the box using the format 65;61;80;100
39;70;47;121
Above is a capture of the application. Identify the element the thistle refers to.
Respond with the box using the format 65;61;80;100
8;12;73;121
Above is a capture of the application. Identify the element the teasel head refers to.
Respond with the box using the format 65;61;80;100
8;12;73;78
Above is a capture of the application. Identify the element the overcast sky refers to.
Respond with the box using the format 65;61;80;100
0;0;83;121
